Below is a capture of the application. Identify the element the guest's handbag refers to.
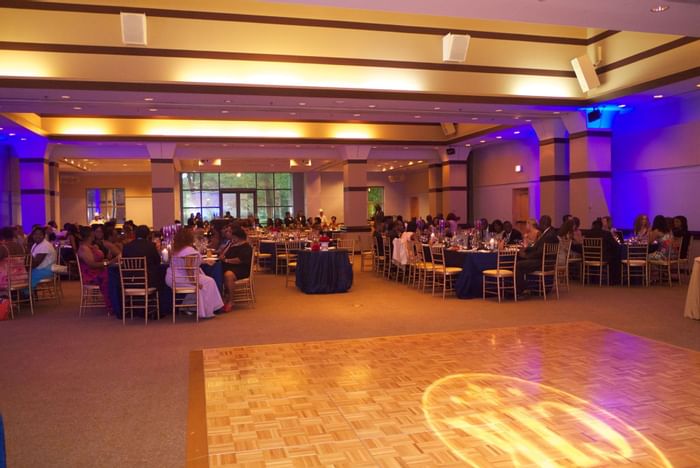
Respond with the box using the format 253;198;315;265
0;298;10;321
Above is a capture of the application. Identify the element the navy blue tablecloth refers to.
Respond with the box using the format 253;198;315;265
108;261;223;319
423;246;497;299
295;249;353;294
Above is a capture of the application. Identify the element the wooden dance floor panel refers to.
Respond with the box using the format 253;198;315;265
187;322;700;467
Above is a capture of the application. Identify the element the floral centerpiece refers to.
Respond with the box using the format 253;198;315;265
319;235;331;251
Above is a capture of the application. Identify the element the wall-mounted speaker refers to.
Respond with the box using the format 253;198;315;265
446;147;456;155
570;54;600;93
440;122;457;136
442;33;470;63
587;109;602;122
120;12;147;46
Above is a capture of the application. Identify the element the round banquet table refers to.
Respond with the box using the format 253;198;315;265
108;260;223;319
423;246;498;299
295;249;353;294
684;257;700;320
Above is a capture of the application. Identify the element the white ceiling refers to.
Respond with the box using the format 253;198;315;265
272;0;700;36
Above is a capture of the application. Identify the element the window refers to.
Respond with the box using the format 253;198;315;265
180;172;293;224
86;188;126;224
367;187;384;220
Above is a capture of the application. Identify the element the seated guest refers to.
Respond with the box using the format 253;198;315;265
220;226;253;312
165;228;223;319
0;226;28;290
502;221;522;244
490;219;504;241
601;215;623;243
29;227;56;289
672;215;691;260
562;214;573;226
295;211;306;226
284;211;294;227
517;215;559;292
523;218;541;247
446;213;460;235
77;226;114;314
633;214;650;242
571;217;584;254
122;225;162;288
558;219;581;259
93;224;120;260
648;215;675;261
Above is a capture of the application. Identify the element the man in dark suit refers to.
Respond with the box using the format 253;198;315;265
503;221;523;244
517;215;559;293
122;225;162;288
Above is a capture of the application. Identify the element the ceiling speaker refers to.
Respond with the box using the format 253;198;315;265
120;12;147;46
440;122;457;136
442;33;470;63
570;54;600;93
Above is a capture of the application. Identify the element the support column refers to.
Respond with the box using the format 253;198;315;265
341;145;371;232
428;162;442;216
304;171;321;220
440;147;469;222
48;158;60;224
533;119;570;223
0;146;12;227
15;139;50;231
147;143;177;230
568;130;613;227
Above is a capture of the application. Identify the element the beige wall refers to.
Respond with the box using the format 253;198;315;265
471;139;541;223
59;173;153;227
319;172;344;222
403;169;429;218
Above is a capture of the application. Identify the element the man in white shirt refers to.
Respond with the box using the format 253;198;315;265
318;209;329;227
30;227;57;288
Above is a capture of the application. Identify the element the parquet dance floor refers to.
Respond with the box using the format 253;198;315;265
187;322;700;467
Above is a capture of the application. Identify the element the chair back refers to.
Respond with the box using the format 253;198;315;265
413;241;426;263
496;247;518;271
274;241;287;256
118;256;148;290
541;243;559;273
170;253;199;292
582;237;603;262
382;236;392;261
557;238;572;267
7;254;30;289
336;238;355;253
430;245;446;268
627;243;649;261
284;240;305;255
669;238;681;260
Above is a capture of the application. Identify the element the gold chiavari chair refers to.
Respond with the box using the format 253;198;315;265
582;238;609;286
284;240;304;287
483;246;519;302
359;235;374;272
621;243;649;287
678;236;694;281
119;256;160;325
1;254;33;319
430;245;462;299
555;238;572;292
413;241;433;292
648;239;681;287
77;260;106;318
231;249;256;307
372;235;385;275
382;236;393;279
170;253;200;323
336;238;355;266
527;243;560;300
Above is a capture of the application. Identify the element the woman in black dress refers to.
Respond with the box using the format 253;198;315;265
220;225;253;312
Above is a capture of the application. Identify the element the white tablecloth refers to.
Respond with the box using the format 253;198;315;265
683;257;700;320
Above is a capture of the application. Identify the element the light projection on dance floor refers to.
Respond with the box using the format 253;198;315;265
422;373;671;467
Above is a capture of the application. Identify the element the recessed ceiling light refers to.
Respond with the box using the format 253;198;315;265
618;104;627;108
382;168;387;172
0;127;3;131
495;109;503;112
371;146;377;149
479;140;486;143
653;94;664;99
471;117;478;120
144;97;154;101
553;111;560;115
20;137;26;141
696;83;700;88
148;108;158;112
433;106;441;110
403;147;409;150
221;110;229;114
61;95;70;99
417;160;423;163
414;115;421;119
8;133;15;136
122;163;128;167
298;102;306;106
496;136;502;139
650;5;669;13
353;113;361;117
72;106;82;110
368;104;376;108
335;100;345;104
289;112;296;116
225;99;231;103
389;166;394;170
514;116;521;120
525;119;532;122
236;173;242;177
514;130;521;135
259;144;265;147
295;145;301;148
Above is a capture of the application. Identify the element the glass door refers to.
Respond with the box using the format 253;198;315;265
221;190;257;219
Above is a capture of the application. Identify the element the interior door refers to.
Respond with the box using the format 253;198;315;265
512;188;529;231
221;190;256;218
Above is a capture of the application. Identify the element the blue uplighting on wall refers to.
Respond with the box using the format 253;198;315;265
580;105;626;129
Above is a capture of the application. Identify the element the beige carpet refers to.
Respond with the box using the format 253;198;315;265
1;267;698;468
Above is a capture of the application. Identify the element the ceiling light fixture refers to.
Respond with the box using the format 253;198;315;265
298;102;306;106
408;161;414;165
618;104;627;108
148;108;158;112
353;113;361;117
514;130;521;135
465;144;471;147
417;160;424;163
653;94;664;99
496;136;502;139
495;109;503;112
414;115;421;118
368;104;376;108
144;97;154;101
479;140;486;143
433;107;441;110
650;5;669;13
8;133;15;136
61;95;70;99
72;106;82;110
236;172;242;177
471;117;478;120
221;110;229;114
20;137;27;141
61;157;88;171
